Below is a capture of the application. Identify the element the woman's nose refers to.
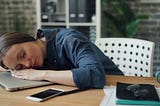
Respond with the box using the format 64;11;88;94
22;60;31;68
25;62;31;68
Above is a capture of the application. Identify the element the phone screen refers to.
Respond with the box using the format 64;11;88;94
30;89;63;99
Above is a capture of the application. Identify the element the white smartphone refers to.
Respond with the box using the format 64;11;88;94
26;88;64;102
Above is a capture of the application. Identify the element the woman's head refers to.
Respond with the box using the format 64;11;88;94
0;32;35;57
0;32;45;70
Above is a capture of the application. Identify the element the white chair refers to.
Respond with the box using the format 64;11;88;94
95;38;155;77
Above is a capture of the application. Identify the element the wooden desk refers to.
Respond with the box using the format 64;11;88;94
0;75;159;106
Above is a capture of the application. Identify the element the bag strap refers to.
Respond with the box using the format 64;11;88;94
59;88;90;96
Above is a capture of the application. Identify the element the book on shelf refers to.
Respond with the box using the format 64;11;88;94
69;0;77;22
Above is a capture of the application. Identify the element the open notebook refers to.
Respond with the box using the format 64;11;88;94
0;72;53;91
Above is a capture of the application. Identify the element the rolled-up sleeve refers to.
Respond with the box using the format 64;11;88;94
72;65;106;88
62;32;106;88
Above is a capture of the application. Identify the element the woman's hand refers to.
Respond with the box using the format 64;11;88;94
13;69;45;80
13;69;75;87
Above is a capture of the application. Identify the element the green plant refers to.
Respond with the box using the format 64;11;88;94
102;0;149;38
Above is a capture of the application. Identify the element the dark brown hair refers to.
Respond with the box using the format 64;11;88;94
0;32;36;68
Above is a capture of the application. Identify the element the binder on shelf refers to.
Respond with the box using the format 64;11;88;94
69;0;95;23
69;0;77;22
77;0;88;22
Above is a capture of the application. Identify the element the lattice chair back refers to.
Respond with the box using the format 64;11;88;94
95;38;155;77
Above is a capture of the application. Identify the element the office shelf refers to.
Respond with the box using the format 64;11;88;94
36;0;101;42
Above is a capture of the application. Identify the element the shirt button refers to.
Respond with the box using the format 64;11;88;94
54;60;56;63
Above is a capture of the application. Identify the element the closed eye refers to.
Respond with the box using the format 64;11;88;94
20;51;26;59
15;64;26;70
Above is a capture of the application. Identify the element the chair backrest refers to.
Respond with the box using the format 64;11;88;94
95;38;155;77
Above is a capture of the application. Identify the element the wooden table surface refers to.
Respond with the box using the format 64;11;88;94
0;75;159;106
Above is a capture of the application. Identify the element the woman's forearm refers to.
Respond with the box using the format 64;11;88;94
43;70;76;87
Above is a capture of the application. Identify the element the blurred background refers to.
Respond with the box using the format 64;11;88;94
0;0;160;75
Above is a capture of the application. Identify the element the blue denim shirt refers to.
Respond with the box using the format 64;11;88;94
37;28;123;89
